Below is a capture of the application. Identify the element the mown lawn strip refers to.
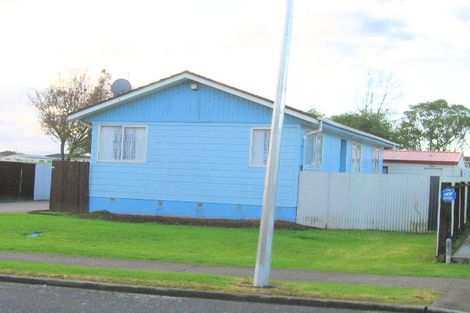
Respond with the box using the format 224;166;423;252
0;260;442;306
0;214;468;278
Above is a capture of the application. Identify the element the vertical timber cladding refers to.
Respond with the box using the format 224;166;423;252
453;183;460;239
459;181;466;231
467;183;470;224
427;176;440;231
0;162;35;200
437;182;452;259
49;161;89;213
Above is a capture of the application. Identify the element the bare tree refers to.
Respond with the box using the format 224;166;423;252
358;69;401;115
329;70;401;141
30;69;112;161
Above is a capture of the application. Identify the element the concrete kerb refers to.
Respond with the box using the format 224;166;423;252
0;274;465;313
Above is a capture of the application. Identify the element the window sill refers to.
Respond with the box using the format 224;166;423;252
96;160;147;164
249;164;267;168
303;165;322;171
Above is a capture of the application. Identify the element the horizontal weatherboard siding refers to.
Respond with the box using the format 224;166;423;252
85;78;390;221
90;120;302;212
88;81;304;215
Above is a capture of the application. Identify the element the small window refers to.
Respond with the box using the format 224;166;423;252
372;147;381;173
304;132;323;169
98;125;147;162
352;142;361;172
250;129;270;166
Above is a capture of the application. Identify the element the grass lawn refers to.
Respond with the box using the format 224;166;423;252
0;260;442;305
0;214;468;278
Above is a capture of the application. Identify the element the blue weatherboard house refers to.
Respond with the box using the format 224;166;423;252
69;71;396;222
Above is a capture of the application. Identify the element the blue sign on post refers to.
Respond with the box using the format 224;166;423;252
441;188;456;203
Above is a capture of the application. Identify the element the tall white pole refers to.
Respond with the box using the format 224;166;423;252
253;0;294;288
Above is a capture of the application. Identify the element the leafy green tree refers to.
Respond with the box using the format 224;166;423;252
307;107;324;117
394;99;470;151
330;111;394;140
30;69;113;160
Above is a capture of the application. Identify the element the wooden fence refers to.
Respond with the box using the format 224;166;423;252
0;162;35;200
49;160;89;213
436;178;470;261
297;172;440;233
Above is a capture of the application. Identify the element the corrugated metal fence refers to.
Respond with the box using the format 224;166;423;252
297;172;435;232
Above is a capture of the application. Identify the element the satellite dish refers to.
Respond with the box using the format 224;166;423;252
111;79;132;96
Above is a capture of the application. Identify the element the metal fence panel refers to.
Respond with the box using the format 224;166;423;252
33;163;52;200
297;172;431;232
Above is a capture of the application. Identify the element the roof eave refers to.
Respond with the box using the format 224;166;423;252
319;117;399;148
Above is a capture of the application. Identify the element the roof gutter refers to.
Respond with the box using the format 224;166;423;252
305;120;322;136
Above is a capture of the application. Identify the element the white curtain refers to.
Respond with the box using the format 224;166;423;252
352;143;361;172
123;127;146;161
372;148;380;172
251;129;270;166
312;133;323;168
304;134;314;166
304;132;323;168
99;126;122;161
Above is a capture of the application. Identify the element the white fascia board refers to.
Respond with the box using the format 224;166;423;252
320;117;399;148
68;72;320;126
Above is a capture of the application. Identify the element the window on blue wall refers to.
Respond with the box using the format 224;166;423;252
352;142;361;172
98;126;147;162
250;129;270;166
372;147;381;173
304;132;323;169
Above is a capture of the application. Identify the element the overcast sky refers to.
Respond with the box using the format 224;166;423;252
1;0;470;154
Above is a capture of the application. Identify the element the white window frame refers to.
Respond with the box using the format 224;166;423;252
249;127;271;167
303;131;323;169
371;147;381;173
352;142;361;173
97;124;148;163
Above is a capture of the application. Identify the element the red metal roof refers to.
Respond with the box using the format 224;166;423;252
384;150;462;165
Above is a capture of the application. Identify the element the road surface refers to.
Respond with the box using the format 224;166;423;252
0;282;394;313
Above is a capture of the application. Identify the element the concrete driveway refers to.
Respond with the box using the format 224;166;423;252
0;201;49;214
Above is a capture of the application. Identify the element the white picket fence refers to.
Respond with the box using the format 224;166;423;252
296;172;432;232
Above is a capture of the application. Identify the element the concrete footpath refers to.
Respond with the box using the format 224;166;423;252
0;201;48;214
0;251;469;312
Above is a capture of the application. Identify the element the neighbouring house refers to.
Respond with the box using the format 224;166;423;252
68;71;397;222
0;152;55;163
383;150;467;177
46;153;90;162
